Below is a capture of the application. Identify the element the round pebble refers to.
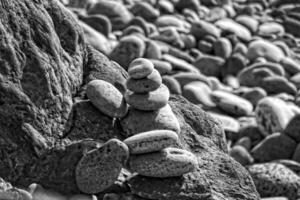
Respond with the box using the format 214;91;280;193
125;84;170;111
126;69;162;93
86;80;128;118
128;58;154;79
129;147;198;177
124;130;179;154
75;139;129;194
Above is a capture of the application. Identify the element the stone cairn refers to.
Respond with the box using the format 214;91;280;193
76;58;198;194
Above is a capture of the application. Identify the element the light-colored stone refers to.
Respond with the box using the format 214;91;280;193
128;58;154;79
86;80;128;118
129;147;198;177
208;112;240;133
183;81;215;108
126;69;162;93
29;183;67;200
215;18;251;41
121;104;180;137
211;90;253;116
247;40;285;63
255;97;296;135
124;130;179;154
258;22;285;37
75;139;129;194
125;84;169;111
235;15;259;33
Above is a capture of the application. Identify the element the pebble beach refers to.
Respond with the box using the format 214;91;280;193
1;0;300;199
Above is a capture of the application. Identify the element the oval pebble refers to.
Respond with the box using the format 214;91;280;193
255;97;296;135
248;163;300;199
128;58;154;79
211;90;253;116
213;37;232;59
183;81;215;108
124;130;179;154
235;15;259;33
126;69;162;93
229;145;254;166
125;84;169;111
247;39;285;63
75;139;129;194
150;59;172;75
209;112;240;134
215;18;252;42
86;80;128;118
162;75;182;95
129;147;197;177
109;35;146;69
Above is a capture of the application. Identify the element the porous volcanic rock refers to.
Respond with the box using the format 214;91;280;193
128;95;260;200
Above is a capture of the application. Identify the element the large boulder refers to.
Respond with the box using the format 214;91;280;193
0;0;126;194
128;95;260;200
0;0;85;186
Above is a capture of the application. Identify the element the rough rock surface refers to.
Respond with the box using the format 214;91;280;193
248;163;300;199
128;95;260;200
0;0;125;194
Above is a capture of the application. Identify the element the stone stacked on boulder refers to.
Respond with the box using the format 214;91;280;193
122;58;181;136
122;58;197;178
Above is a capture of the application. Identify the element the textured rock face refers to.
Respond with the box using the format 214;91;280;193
128;96;260;200
248;163;300;199
0;0;86;186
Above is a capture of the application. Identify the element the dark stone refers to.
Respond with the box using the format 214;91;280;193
222;53;247;76
87;0;132;30
130;2;159;22
78;14;112;37
109;35;146;71
251;133;297;163
248;163;300;199
128;95;260;200
84;45;128;94
284;114;300;143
